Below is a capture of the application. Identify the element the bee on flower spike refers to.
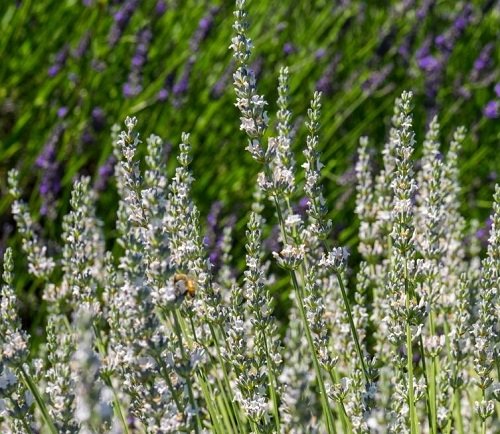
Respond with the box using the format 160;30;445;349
173;273;197;297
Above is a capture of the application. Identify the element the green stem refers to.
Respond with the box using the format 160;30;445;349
293;270;337;434
328;370;350;434
262;331;281;433
272;197;336;433
418;335;434;434
335;271;370;383
428;313;438;434
454;389;464;434
404;261;418;434
209;323;245;434
198;370;225;434
19;365;58;434
172;311;201;434
88;321;130;434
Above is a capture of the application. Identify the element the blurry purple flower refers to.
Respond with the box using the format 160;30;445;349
473;43;493;75
362;64;393;95
418;55;440;73
81;128;95;146
434;34;453;53
91;107;106;131
453;4;473;33
416;0;435;20
123;82;140;98
293;197;310;218
157;88;169;102
57;106;69;118
204;202;235;270
264;225;281;253
73;31;91;58
172;75;189;96
315;54;341;95
476;217;493;246
415;38;431;61
190;7;219;52
454;17;467;31
94;156;117;192
315;48;326;60
36;125;64;218
210;62;233;100
108;0;139;47
207;201;222;231
157;73;175;102
48;65;61;77
250;57;264;81
375;27;396;57
456;85;471;100
283;42;295;56
123;27;152;98
155;0;167;16
91;59;106;72
483;100;499;119
172;58;195;100
495;83;500;98
398;35;413;61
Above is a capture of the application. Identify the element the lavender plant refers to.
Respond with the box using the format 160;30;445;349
1;1;499;433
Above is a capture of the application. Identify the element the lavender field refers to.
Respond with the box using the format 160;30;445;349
0;0;499;433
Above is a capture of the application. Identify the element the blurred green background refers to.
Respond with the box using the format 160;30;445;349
0;0;498;322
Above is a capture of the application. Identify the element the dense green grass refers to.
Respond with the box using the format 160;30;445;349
0;0;498;316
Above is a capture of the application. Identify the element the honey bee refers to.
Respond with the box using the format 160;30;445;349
173;273;197;297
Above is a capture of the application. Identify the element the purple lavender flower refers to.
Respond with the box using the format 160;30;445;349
293;197;310;218
73;31;91;58
190;7;219;52
108;0;139;48
418;55;440;73
57;106;68;118
81;127;95;146
476;217;493;247
210;61;234;100
283;42;295;56
204;202;235;270
36;125;64;217
495;83;500;98
453;4;473;33
415;37;431;62
207;201;222;231
263;225;281;253
416;0;435;20
48;45;69;77
362;65;393;95
315;48;326;60
434;34;453;53
315;54;341;95
123;27;153;98
155;0;167;16
157;88;169;102
172;57;195;103
157;72;175;102
91;107;106;131
123;82;140;98
483;100;499;119
172;72;190;97
472;43;493;76
94;156;117;192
